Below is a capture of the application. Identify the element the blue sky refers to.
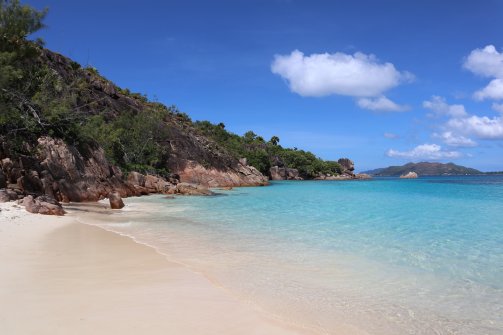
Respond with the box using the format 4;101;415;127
26;0;503;171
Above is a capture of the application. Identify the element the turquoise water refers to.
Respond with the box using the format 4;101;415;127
100;176;503;334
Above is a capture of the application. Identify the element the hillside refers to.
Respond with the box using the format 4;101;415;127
0;1;357;205
364;162;482;176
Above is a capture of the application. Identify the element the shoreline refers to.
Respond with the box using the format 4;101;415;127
0;201;315;335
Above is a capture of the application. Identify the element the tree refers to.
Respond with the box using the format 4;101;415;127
0;0;49;152
269;136;280;146
243;130;257;143
0;0;47;42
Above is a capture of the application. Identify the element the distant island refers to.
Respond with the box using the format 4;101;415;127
363;162;483;176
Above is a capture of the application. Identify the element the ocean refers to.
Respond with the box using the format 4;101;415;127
96;176;503;334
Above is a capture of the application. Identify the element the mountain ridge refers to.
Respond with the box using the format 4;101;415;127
363;162;482;176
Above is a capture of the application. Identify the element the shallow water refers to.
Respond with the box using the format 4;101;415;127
98;176;503;334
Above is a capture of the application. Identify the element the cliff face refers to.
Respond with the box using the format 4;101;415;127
0;137;139;202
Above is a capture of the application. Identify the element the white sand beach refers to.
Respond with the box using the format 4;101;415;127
0;201;313;335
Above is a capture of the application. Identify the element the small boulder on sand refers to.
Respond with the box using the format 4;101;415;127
21;195;65;216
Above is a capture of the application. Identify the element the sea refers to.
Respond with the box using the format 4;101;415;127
93;176;503;334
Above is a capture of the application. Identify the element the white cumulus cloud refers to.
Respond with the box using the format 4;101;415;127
463;45;503;101
357;96;408;112
447;114;503;139
271;50;412;99
474;78;503;101
423;96;467;117
463;45;503;78
423;96;503;144
432;131;477;147
386;144;462;160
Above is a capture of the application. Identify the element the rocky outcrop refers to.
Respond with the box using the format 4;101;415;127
108;192;125;209
355;173;372;180
39;49;270;189
269;166;284;180
176;182;214;196
400;171;418;179
127;172;178;195
269;166;303;180
338;158;355;175
35;137;138;201
21;195;65;216
0;137;139;204
176;160;268;187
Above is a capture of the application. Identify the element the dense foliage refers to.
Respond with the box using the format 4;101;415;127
0;1;170;173
0;0;86;152
0;1;342;178
194;121;342;178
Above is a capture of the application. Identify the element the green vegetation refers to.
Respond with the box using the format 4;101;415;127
0;1;342;179
0;1;170;174
194;121;342;178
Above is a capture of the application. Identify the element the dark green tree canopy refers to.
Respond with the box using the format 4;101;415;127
0;0;47;41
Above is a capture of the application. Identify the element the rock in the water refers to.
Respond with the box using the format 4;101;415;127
400;171;418;179
176;182;214;196
21;195;65;215
108;192;125;209
355;173;372;179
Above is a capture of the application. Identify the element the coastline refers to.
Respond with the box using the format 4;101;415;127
0;201;314;335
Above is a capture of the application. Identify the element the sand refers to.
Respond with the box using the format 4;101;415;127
0;201;312;335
